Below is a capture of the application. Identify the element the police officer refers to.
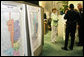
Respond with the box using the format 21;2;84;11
77;3;83;46
62;4;79;50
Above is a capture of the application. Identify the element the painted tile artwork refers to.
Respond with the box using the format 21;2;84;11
1;3;23;56
6;12;20;56
31;12;38;40
1;2;42;56
27;5;42;53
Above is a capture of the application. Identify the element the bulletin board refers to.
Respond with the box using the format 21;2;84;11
1;1;43;56
27;5;42;56
1;1;27;56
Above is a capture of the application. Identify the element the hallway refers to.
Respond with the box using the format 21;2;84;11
41;31;83;56
1;1;83;56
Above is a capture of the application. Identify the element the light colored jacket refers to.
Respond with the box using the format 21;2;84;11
51;13;58;26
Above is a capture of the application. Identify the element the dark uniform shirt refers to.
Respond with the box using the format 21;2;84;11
64;10;79;25
78;8;83;27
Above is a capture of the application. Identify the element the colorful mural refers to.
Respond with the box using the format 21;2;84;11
1;2;24;55
27;5;42;55
5;12;21;56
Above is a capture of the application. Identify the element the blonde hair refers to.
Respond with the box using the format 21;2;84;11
78;3;83;8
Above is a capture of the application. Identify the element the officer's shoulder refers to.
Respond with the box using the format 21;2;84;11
67;10;70;13
67;10;70;12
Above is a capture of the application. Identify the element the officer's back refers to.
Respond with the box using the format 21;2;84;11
64;10;78;25
62;4;79;51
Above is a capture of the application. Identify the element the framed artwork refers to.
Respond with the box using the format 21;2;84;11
27;5;42;56
1;1;28;56
1;1;43;56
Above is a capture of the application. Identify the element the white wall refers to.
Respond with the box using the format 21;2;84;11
68;1;83;10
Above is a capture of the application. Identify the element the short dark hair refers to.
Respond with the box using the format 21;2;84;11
69;4;74;9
